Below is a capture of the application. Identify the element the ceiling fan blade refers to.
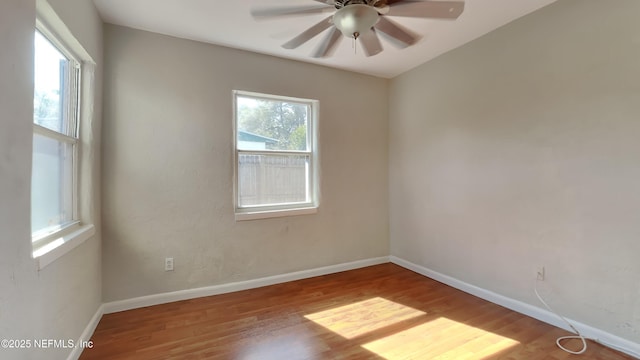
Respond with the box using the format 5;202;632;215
312;27;342;58
359;29;383;57
312;0;338;5
375;4;390;15
283;16;334;49
374;17;420;47
251;5;334;19
367;0;390;14
387;1;464;19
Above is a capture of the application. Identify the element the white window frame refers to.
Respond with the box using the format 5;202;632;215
233;90;320;221
31;10;95;269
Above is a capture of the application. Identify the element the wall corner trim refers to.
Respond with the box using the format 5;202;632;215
103;256;390;314
389;255;640;359
67;304;104;360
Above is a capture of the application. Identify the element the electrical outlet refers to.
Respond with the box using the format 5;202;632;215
536;266;545;281
165;257;174;271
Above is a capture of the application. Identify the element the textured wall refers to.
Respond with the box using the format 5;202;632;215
0;0;40;353
101;25;389;302
0;0;103;359
390;0;640;344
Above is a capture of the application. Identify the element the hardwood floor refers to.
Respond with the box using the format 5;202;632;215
81;264;635;359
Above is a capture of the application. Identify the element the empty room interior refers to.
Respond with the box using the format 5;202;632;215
1;0;640;359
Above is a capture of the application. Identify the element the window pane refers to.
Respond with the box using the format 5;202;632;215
31;133;74;235
238;154;309;207
34;31;70;134
237;96;309;151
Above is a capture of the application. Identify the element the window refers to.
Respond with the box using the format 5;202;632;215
31;21;94;264
32;29;80;238
233;91;319;220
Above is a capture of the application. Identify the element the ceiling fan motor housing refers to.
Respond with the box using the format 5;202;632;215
333;3;380;39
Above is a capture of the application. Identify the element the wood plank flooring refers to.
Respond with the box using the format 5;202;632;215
81;264;635;359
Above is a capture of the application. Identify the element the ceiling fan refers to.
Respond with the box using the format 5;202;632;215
252;0;465;58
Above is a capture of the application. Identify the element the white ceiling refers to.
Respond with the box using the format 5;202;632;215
92;0;557;79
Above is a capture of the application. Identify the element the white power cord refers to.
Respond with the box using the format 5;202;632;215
534;279;588;355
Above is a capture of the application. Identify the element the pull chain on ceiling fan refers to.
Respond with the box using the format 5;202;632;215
251;0;465;58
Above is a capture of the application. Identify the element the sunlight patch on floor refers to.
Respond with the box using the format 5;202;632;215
362;317;520;359
304;297;426;339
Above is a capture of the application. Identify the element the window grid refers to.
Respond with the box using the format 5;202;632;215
32;25;82;244
233;91;319;218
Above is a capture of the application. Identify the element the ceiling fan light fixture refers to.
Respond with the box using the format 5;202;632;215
333;4;379;39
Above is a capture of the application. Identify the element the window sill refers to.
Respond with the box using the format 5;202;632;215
235;207;318;221
33;224;95;270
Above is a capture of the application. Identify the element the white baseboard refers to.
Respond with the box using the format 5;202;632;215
390;255;640;359
72;255;639;359
67;304;104;360
69;257;387;359
103;256;390;314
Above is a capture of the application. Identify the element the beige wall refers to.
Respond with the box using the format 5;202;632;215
101;25;389;301
4;0;639;355
390;0;640;344
0;0;103;359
